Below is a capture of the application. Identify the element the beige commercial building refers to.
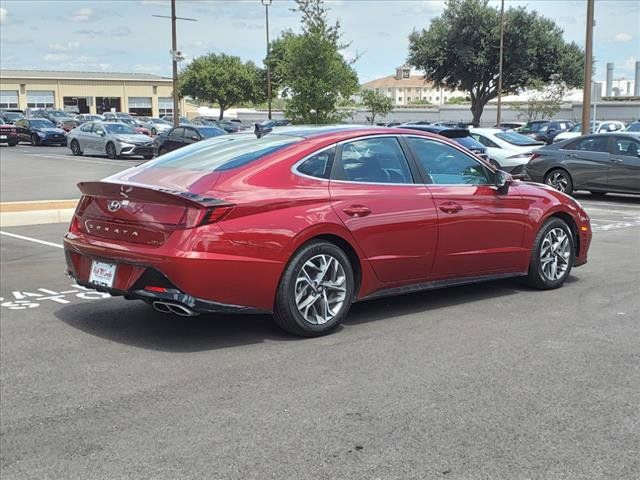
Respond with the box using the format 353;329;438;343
361;65;467;106
0;69;194;117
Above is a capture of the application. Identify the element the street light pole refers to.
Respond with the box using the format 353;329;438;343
496;0;505;126
581;0;595;136
152;1;197;128
262;0;273;120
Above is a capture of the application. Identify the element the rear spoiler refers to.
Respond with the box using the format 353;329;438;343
77;181;227;208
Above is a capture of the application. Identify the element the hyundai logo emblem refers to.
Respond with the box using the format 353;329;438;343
107;200;122;213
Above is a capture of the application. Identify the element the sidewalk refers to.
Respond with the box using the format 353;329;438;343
0;199;79;227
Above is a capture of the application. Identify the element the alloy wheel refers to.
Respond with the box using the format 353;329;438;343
294;254;347;325
546;171;569;192
540;228;570;281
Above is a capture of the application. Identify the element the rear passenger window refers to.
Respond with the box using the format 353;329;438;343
80;123;93;132
297;147;336;179
406;137;491;185
170;127;185;138
574;136;609;153
337;137;413;184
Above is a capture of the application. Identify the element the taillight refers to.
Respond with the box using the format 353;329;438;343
203;205;234;224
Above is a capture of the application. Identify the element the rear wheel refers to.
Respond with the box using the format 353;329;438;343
544;168;573;195
274;241;354;337
8;140;17;147
31;134;41;146
489;159;501;169
525;217;575;290
106;142;118;159
158;147;168;156
70;139;82;156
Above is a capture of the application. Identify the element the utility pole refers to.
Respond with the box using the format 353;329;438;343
581;0;594;136
496;0;505;126
262;0;273;120
153;0;196;127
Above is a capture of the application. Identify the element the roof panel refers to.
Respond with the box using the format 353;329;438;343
0;69;172;82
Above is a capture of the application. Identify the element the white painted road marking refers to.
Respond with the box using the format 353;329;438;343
1;285;111;310
0;230;63;249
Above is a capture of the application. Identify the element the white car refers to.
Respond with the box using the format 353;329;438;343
553;121;626;143
469;128;544;171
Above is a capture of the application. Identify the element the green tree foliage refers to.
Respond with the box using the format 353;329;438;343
179;53;264;119
267;0;359;124
512;76;568;121
361;89;394;124
408;0;583;126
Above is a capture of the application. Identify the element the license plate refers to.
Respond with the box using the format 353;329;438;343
89;260;117;288
0;135;6;140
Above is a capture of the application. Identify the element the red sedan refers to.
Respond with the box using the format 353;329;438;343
64;126;592;336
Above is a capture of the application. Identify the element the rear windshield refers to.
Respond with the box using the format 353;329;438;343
495;131;542;146
521;121;547;133
198;127;226;138
454;136;485;150
148;134;301;172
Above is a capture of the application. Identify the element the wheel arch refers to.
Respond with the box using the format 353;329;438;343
543;210;581;260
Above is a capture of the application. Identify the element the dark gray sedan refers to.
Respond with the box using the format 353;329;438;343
523;132;640;196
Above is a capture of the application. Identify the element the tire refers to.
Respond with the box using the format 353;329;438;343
273;240;355;337
31;133;41;146
544;168;573;195
106;142;118;159
158;147;168;156
489;159;501;169
143;154;153;160
525;217;575;290
70;139;82;156
8;141;17;147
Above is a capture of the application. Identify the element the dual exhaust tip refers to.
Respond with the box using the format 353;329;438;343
152;301;199;317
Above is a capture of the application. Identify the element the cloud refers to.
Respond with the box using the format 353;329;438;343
45;53;72;62
71;7;93;22
49;42;80;52
0;7;7;24
624;56;638;70
74;26;131;38
613;33;633;43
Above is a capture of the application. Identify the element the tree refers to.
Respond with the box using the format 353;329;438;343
512;76;568;121
266;0;359;124
179;53;264;119
408;0;583;126
361;89;394;125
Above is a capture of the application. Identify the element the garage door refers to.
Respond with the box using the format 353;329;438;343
0;90;19;109
128;97;152;116
26;91;55;108
158;97;174;116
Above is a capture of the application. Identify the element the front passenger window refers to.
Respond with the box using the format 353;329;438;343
406;137;491;185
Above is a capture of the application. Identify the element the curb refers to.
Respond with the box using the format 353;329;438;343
0;199;79;227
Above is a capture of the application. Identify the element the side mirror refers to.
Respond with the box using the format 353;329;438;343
190;135;200;141
494;170;512;194
97;131;105;136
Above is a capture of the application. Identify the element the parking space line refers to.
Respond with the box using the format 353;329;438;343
0;231;63;249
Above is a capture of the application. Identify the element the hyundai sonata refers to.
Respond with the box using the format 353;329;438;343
64;126;592;336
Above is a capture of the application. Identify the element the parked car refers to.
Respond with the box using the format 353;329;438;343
154;125;226;155
0;118;18;146
192;117;244;133
64;126;592;337
469;128;544;171
553;121;626;143
400;124;489;162
14;118;67;146
624;121;640;132
112;117;152;136
520;119;574;144
31;109;79;131
137;117;173;135
102;112;133;122
162;115;192;125
74;114;105;125
67;121;154;160
0;109;25;124
493;122;525;130
524;132;640;195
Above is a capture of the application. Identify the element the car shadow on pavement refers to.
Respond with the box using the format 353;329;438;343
53;276;552;352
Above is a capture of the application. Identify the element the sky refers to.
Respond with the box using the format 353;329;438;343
0;0;638;84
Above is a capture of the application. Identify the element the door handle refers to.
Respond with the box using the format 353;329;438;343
439;202;463;214
343;205;371;217
567;153;578;158
611;158;624;163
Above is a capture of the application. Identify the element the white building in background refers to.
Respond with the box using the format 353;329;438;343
361;65;466;106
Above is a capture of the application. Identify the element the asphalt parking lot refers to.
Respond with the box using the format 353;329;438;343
1;145;639;479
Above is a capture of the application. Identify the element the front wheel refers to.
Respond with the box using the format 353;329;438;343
143;154;153;160
106;142;118;159
274;241;354;337
70;139;82;156
544;168;573;195
31;134;41;146
525;217;575;290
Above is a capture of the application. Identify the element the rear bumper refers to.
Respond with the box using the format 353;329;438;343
63;228;284;313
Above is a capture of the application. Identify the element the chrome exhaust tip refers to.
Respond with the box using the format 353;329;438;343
152;301;199;317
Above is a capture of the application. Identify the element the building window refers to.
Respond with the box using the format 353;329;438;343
435;96;439;101
0;90;19;109
398;97;403;102
444;97;448;102
158;97;174;116
128;97;152;116
402;69;410;79
387;88;392;95
63;96;90;114
407;97;411;102
26;90;55;109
